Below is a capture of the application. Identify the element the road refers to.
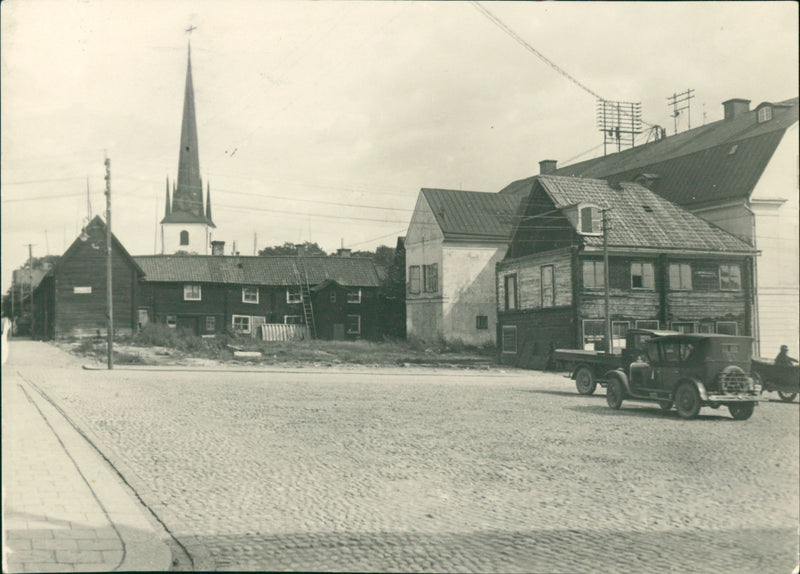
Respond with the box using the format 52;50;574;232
6;341;799;572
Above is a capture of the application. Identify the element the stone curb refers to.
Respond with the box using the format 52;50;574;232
23;380;173;572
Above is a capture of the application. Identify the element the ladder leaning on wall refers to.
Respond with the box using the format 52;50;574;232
292;258;317;339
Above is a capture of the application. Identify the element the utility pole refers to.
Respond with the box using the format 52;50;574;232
602;209;612;354
105;157;114;370
27;244;35;338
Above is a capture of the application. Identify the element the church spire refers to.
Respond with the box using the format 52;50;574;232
206;181;212;222
173;42;203;218
164;176;171;217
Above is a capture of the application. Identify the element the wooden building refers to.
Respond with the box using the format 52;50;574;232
496;176;757;369
501;97;798;357
134;254;385;340
33;216;144;339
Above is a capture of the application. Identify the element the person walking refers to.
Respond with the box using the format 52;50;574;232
774;345;797;367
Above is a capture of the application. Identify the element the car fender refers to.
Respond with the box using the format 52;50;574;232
677;378;709;401
604;369;631;394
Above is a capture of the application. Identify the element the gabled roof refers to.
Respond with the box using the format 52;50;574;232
501;97;798;207
51;216;145;278
421;188;526;241
533;175;755;253
133;255;383;287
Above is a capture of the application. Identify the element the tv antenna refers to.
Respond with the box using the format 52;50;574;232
596;100;642;155
667;89;695;135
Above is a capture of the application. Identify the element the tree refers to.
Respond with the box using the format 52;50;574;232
259;241;327;256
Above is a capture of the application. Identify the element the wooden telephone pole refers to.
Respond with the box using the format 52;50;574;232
602;209;612;354
105;157;114;369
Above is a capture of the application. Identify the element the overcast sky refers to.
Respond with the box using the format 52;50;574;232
2;0;797;291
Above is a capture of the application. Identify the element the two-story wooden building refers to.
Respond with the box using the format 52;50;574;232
496;175;757;369
134;254;385;340
32;216;144;339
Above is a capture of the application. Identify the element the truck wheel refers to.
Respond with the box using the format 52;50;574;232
674;383;701;419
728;402;756;420
575;367;597;395
777;392;797;402
606;378;624;410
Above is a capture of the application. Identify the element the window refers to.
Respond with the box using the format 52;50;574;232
669;263;692;290
631;262;654;290
719;264;741;291
502;325;517;354
578;204;602;235
757;106;773;123
582;320;605;350
423;264;438;293
541;265;554;308
346;314;361;335
180;230;189;245
283;315;302;324
716;321;738;335
408;266;420;294
670;322;696;333
698;322;715;334
504;274;518;311
184;284;201;301
583;261;605;290
205;316;216;332
330;292;336;303
347;289;362;303
661;341;699;364
242;286;259;304
232;315;251;333
286;288;302;304
476;315;489;330
612;321;630;350
635;320;660;330
166;315;177;328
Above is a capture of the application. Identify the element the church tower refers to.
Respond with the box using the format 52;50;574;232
161;43;216;254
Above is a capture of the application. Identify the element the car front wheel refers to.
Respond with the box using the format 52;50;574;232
674;382;701;419
575;367;597;395
728;402;756;420
777;391;797;402
606;378;624;410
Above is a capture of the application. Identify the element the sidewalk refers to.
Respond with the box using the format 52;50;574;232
2;339;172;572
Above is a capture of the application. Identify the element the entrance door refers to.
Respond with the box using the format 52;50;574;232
137;308;149;331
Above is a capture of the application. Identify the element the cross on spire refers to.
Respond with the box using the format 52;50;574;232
185;25;197;36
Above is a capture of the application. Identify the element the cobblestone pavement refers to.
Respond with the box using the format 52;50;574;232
13;341;800;573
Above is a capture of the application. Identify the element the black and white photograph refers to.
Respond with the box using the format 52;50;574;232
2;1;798;572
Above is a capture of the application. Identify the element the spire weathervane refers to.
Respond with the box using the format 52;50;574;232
185;25;197;36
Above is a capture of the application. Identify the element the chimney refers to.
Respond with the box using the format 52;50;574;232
295;243;305;257
336;248;352;257
539;159;558;175
722;98;750;121
211;240;225;256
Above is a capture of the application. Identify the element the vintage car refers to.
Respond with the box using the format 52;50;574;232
602;333;762;420
751;357;799;402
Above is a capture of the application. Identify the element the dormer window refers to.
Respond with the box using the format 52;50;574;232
757;106;773;123
577;203;603;236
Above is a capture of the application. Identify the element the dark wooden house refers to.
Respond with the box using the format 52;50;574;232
496;175;758;369
133;254;385;340
33;216;144;339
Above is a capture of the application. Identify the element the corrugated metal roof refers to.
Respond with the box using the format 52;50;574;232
536;175;755;253
421;188;526;241
133;255;383;287
501;97;798;207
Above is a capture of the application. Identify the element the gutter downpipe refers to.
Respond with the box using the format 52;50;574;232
744;202;760;357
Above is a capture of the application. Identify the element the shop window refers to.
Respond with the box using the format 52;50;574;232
716;321;737;335
635;320;659;330
582;319;605;350
670;322;696;333
612;321;630;350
